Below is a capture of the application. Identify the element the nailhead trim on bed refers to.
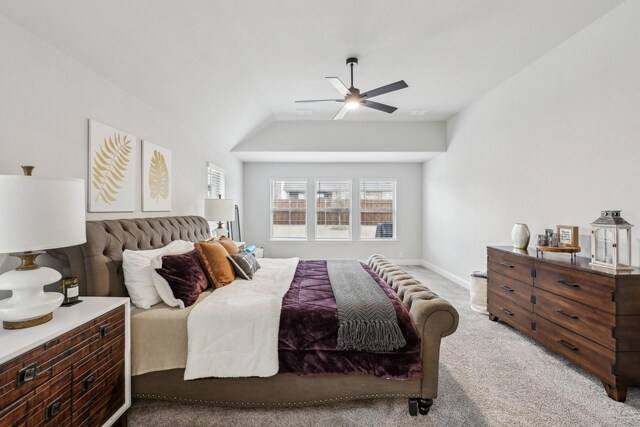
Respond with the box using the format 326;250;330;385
132;392;418;406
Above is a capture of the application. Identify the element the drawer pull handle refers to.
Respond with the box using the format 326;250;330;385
83;373;95;391
557;309;578;319
557;339;578;351
499;285;514;292
100;323;111;337
17;363;37;385
46;399;62;419
557;279;579;288
499;307;513;316
500;262;514;268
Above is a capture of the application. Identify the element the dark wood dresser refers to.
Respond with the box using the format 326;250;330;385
0;297;130;426
487;246;640;401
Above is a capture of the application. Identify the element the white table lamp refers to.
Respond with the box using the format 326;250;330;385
204;198;236;237
0;167;86;329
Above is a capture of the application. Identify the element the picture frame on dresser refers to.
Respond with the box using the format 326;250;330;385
556;225;579;247
0;297;131;427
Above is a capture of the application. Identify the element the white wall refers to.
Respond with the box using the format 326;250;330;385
422;0;640;286
0;15;242;274
244;163;423;262
233;121;446;153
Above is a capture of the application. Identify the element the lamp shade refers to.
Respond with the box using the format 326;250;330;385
0;176;86;253
204;198;236;222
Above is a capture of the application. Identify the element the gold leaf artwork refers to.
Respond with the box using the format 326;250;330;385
148;150;169;201
91;134;132;204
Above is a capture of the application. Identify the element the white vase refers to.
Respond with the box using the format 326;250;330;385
511;223;530;249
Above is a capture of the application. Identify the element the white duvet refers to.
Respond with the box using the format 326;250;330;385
184;257;299;380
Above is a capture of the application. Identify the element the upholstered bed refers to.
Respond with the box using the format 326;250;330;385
52;216;459;415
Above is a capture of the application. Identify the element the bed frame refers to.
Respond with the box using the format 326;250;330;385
52;216;459;416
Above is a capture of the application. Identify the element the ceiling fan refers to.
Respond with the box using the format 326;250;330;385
295;57;408;120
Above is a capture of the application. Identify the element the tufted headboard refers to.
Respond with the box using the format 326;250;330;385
51;216;210;297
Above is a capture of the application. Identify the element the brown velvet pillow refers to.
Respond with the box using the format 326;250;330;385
155;250;209;307
218;236;240;255
195;241;236;288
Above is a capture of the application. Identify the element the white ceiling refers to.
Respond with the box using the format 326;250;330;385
0;0;623;152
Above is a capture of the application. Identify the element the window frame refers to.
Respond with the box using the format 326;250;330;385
269;178;308;241
358;178;397;241
206;162;226;199
314;179;353;241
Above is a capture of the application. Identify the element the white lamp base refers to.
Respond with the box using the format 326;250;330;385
215;225;229;238
0;266;63;328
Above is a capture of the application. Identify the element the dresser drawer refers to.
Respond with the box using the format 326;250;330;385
75;362;125;427
534;262;615;313
0;395;28;427
488;248;534;286
72;335;124;406
534;315;615;383
534;287;615;350
488;271;533;311
25;368;72;427
0;325;96;409
488;292;534;336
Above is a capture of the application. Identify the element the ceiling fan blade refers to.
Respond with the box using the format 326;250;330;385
362;100;397;114
333;104;349;120
325;77;351;96
362;80;408;99
295;99;343;103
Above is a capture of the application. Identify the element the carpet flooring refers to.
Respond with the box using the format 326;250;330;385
129;266;640;426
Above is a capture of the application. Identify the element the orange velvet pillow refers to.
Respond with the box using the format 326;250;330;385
218;236;240;255
195;241;236;288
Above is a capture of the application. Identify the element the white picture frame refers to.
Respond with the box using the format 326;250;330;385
88;120;137;212
142;140;172;212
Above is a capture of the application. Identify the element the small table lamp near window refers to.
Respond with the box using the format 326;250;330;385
0;167;86;329
204;197;236;238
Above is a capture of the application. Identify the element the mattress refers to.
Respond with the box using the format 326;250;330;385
131;289;212;376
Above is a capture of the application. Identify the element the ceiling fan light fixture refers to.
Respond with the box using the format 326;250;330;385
346;99;360;109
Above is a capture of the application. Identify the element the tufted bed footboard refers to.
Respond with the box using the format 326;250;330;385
52;216;459;415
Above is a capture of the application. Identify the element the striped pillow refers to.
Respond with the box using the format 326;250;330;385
227;252;261;280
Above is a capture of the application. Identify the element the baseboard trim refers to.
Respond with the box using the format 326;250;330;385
421;260;471;289
389;259;425;266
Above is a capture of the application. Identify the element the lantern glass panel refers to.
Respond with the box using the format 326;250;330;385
594;228;614;264
618;229;629;266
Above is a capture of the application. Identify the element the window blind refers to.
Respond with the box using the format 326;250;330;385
359;179;396;239
270;179;307;239
207;163;225;198
315;180;351;240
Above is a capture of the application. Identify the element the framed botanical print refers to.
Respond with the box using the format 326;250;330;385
88;120;137;212
142;140;172;212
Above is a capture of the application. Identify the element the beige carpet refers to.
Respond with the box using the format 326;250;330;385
130;266;640;426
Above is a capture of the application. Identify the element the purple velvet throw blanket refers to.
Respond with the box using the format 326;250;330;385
278;260;423;379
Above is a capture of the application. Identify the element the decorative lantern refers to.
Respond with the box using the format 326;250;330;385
590;210;633;272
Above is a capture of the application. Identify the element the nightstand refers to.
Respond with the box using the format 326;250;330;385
253;247;264;259
0;297;131;426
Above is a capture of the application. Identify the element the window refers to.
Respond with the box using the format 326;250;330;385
359;179;396;239
315;180;351;240
207;162;225;198
270;180;307;240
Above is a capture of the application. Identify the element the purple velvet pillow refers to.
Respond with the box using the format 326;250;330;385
155;250;209;307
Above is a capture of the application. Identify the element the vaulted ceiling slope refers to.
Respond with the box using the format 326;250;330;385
0;0;623;154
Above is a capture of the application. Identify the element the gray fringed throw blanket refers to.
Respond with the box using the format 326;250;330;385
326;259;406;352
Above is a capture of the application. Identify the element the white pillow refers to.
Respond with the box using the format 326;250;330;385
150;256;186;309
122;240;195;308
